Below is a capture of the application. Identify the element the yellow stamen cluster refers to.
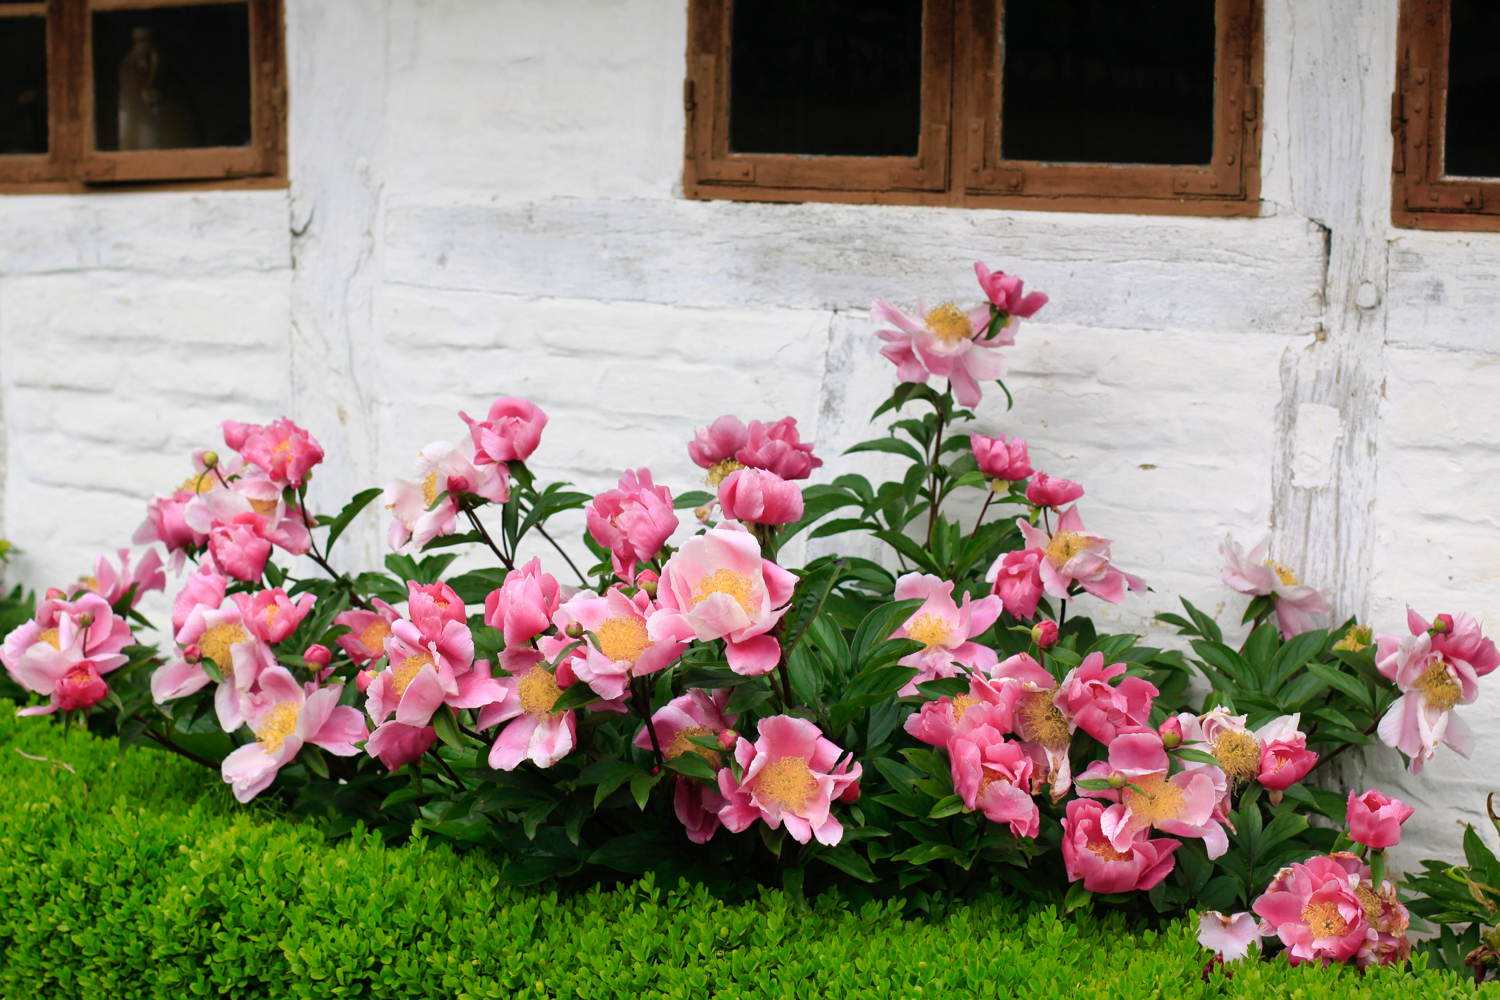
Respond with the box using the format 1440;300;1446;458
1211;729;1263;781
1415;659;1462;712
1122;772;1186;825
38;627;61;650
177;472;216;494
924;302;974;346
1354;885;1383;924
666;725;722;769
906;612;953;649
360;619;392;654
595;616;650;664
950;694;982;722
756;756;817;812
1333;625;1373;652
517;667;562;716
704;459;745;488
248;498;279;517
200;622;249;671
1044;530;1088;569
255;700;300;753
392;653;433;697
1301;900;1351;939
422;470;440;507
1263;559;1299;587
1087;838;1132;862
79;575;99;592
691;570;756;614
1015;690;1071;750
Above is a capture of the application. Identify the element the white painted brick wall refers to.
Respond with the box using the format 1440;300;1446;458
0;0;1495;870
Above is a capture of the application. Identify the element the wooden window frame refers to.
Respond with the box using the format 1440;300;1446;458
1392;0;1499;230
0;0;285;194
684;0;1262;217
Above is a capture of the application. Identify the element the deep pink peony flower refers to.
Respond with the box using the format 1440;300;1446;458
1017;506;1145;605
688;415;750;471
890;573;1003;695
904;671;1022;749
873;298;1006;408
365;616;475;730
974;262;1049;324
220;668;366;802
224;418;324;489
736;418;823;481
1346;789;1415;849
549;587;685;701
948;717;1038;836
717;468;804;525
385;441;510;555
1253;855;1373;966
1062;798;1179;893
1076;731;1230;858
586;468;679;585
484;558;561;647
459;397;548;465
648;521;797;676
971;433;1032;481
333;599;401;665
1373;607;1493;772
1025;472;1085;508
716;715;860;846
1255;714;1318;800
231;587;315;645
634;689;737;843
1054;653;1157;745
182;477;312;581
75;548;165;609
480;649;578;770
1197;911;1261;962
1221;535;1332;638
3;594;132;717
986;548;1045;620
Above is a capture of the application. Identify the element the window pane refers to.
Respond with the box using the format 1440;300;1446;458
729;0;922;157
92;3;252;152
1001;0;1215;165
1445;0;1500;178
0;15;47;155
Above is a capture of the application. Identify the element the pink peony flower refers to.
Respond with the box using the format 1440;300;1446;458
1062;798;1180;893
384;441;510;555
973;262;1049;325
1054;653;1157;745
986;548;1045;621
1255;714;1318;801
1025;472;1085;508
971;433;1032;481
1221;535;1332;638
948;717;1039;837
1017;506;1145;605
484;557;562;647
231;587;315;645
736;418;823;481
1253;855;1373;966
365;616;475;730
647;521;797;676
132;451;244;567
994;652;1075;799
586;468;679;585
333;599;401;665
481;650;578;770
873;298;1006;409
1076;731;1230;858
1346;789;1415;849
688;415;750;471
716;715;860;846
459;397;548;465
904;671;1022;749
223;418;324;489
76;548;166;609
890;573;1003;695
1421;607;1500;677
2;594;133;717
1373;608;1492;771
220;667;366;802
182;478;313;581
364;720;438;771
634;689;737;844
154;598;276;731
548;587;685;701
1197;911;1261;962
717;468;804;525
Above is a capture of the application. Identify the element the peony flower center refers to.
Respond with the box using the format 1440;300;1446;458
177;472;216;494
1263;559;1299;587
1087;837;1132;862
666;724;722;769
1044;530;1088;569
1354;885;1383;924
704;459;745;487
1211;730;1262;781
517;667;562;716
1122;772;1186;825
79;575;99;592
392;653;433;697
255;700;300;754
951;694;982;721
924;302;973;346
692;570;756;614
978;765;1013;793
1301;900;1350;939
38;627;61;650
756;756;817;812
1016;690;1070;750
1333;624;1372;652
907;612;953;649
595;616;650;664
199;622;249;671
360;619;392;653
248;498;279;517
422;471;440;507
1414;659;1462;712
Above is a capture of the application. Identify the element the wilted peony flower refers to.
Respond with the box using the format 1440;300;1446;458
459;397;548;465
1221;535;1331;638
716;715;861;846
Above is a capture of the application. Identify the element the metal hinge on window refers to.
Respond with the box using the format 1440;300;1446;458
963;119;1022;192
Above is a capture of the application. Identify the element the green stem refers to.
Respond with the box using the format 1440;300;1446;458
463;501;514;570
924;391;949;550
534;523;587;586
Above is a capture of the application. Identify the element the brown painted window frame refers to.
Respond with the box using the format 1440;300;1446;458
0;0;286;194
1392;0;1499;230
683;0;1262;217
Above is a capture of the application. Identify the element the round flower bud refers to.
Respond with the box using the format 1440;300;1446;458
1031;620;1059;649
717;729;739;752
182;644;203;664
304;643;332;668
1433;614;1455;634
202;450;219;469
564;622;585;640
1158;716;1184;749
1107;770;1127;790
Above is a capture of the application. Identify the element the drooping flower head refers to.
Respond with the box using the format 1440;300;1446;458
585;468;678;585
384;441;510;555
1221;535;1331;638
1018;506;1145;605
889;573;1003;694
716;715;860;846
872;297;1006;408
459;397;548;465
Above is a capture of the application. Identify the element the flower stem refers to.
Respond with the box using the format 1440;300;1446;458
463;502;514;570
534;524;587;586
969;490;995;542
632;676;664;769
924;390;949;550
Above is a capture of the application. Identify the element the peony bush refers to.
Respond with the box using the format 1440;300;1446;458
1;262;1494;975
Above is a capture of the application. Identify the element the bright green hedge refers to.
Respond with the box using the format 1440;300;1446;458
0;704;1489;1000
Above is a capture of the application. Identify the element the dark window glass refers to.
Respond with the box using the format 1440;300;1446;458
1445;0;1500;178
92;3;251;152
729;0;922;157
1001;0;1215;165
0;16;47;155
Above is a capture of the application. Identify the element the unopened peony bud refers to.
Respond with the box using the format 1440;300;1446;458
304;643;332;668
838;779;861;804
636;569;659;599
45;587;66;601
1433;614;1455;634
1031;620;1059;648
1158;717;1184;749
201;450;219;469
564;622;585;640
182;644;203;664
356;669;377;693
717;729;739;752
1107;771;1127;790
76;613;94;628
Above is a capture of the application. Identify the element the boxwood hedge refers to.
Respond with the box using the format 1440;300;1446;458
0;703;1487;1000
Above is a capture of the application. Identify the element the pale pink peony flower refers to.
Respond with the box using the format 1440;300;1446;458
75;548;166;609
480;649;578;770
586;468;679;585
889;573;1003;695
716;715;860;846
986;548;1045;621
1346;789;1415;849
1253;855;1373;966
333;599;401;665
459;397;548;465
948;717;1039;837
384;441;510;555
183;477;312;581
687;415;750;473
994;652;1074;799
1255;713;1318;801
1054;652;1157;745
220;667;366;802
634;689;737;844
970;433;1032;481
647;521;797;676
873;298;1006;409
1025;472;1085;508
1062;798;1180;893
974;262;1049;325
1076;731;1230;858
1197;911;1261;962
736;418;823;481
1220;535;1331;638
1017;506;1145;605
548;587;685;701
223;418;324;489
1373;608;1493;772
231;587;315;645
717;468;804;525
484;557;561;647
155;597;276;731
